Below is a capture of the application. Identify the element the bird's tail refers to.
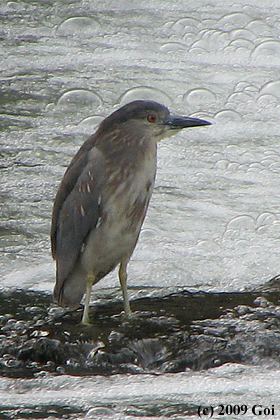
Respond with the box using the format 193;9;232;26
53;264;87;310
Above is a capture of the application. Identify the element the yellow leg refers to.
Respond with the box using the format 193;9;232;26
119;261;132;316
81;272;95;325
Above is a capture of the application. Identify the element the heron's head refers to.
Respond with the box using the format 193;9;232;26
98;100;211;141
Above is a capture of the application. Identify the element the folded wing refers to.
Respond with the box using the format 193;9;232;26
51;147;105;289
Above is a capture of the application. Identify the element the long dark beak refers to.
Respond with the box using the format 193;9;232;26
164;115;211;129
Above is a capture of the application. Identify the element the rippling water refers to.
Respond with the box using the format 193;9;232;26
1;0;280;418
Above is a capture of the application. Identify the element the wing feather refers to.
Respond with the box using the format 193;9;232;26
51;147;105;285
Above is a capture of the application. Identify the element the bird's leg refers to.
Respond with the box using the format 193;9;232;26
81;272;95;325
119;261;132;316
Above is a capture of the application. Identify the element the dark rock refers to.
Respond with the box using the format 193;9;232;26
0;276;279;377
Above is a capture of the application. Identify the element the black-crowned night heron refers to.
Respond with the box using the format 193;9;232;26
51;100;211;324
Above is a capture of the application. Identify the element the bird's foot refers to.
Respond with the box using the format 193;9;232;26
80;318;92;326
80;310;92;325
122;310;140;322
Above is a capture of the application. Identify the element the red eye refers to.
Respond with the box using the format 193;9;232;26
147;114;157;123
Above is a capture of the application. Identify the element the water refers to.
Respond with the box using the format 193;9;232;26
1;0;280;418
0;366;279;419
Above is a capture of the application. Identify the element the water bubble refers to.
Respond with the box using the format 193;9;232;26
257;94;279;107
251;41;280;64
256;212;277;229
226;215;255;231
6;2;18;9
246;162;263;174
171;17;201;36
159;42;187;54
259;80;280;100
183;88;216;106
227;162;240;171
118;87;173;107
268;161;280;173
215;159;230;170
85;407;115;418
56;89;103;113
56;17;100;36
77;115;104;133
227;91;253;104
141;228;158;239
246;19;275;37
229;28;255;41
192;29;229;52
256;213;280;235
218;12;252;31
223;215;256;241
243;84;259;95
261;154;279;167
214;109;242;121
229;38;254;50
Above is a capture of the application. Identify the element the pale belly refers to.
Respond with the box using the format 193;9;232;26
80;161;156;280
80;217;141;279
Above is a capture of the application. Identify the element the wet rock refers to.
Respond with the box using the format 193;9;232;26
128;338;171;369
0;277;279;377
18;337;65;365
